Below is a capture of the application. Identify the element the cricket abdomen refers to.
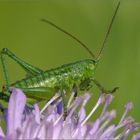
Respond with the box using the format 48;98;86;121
11;59;96;91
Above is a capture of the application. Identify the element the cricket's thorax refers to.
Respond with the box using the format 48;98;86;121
11;59;96;91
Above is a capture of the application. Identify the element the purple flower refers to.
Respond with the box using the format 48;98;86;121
0;88;139;139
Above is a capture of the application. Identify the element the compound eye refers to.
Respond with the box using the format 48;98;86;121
2;48;8;53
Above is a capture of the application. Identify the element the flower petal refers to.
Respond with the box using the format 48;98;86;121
33;104;40;124
7;89;26;136
0;127;5;137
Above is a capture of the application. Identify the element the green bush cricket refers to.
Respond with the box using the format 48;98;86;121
0;2;120;110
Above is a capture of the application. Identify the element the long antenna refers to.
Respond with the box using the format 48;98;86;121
41;19;95;59
96;1;120;61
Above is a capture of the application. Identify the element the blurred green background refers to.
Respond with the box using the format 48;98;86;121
0;0;140;123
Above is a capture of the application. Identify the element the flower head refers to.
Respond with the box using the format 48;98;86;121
0;89;139;139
